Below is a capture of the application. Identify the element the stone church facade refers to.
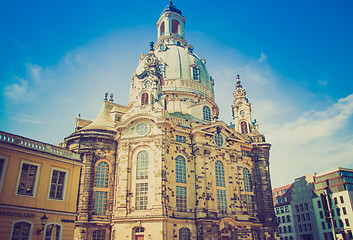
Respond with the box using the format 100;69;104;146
64;2;278;240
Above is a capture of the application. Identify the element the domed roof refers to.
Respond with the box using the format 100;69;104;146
162;1;182;15
134;44;214;99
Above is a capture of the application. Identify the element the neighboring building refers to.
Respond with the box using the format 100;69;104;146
0;131;82;239
291;175;319;240
64;2;278;240
313;167;353;240
273;169;353;240
273;184;296;240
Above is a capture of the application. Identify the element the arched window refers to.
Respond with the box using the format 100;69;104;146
93;229;106;240
243;168;252;192
172;19;180;34
137;151;148;180
175;155;186;183
96;162;109;188
241;121;248;134
160;21;165;36
134;227;145;240
141;92;149;105
11;221;32;239
44;224;61;240
203;106;211;121
179;227;191;240
215;161;225;187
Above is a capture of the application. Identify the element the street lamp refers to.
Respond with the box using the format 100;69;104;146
36;214;48;235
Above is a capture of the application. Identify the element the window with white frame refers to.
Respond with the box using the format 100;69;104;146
136;151;148;180
175;155;186;183
44;224;61;240
94;191;107;215
217;189;227;214
176;186;187;212
0;156;8;192
17;162;39;196
215;161;225;187
11;221;32;239
136;183;148;210
49;169;67;200
96;161;109;188
203;106;211;121
243;168;253;192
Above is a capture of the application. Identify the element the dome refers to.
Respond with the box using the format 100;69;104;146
135;45;214;99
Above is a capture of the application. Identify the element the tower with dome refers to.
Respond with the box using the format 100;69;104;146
64;2;278;239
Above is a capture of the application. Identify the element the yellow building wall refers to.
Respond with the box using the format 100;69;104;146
0;132;81;240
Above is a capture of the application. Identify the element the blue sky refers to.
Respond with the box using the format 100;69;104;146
1;0;352;187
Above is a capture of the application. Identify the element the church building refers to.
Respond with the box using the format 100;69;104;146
64;2;278;239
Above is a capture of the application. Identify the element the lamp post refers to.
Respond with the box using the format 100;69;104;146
37;214;48;235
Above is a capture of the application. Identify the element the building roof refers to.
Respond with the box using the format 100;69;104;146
162;1;182;15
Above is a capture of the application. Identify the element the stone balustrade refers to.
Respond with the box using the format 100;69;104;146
0;131;80;161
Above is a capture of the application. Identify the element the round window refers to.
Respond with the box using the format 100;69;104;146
136;123;148;135
214;133;223;147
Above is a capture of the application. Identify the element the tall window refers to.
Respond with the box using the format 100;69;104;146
136;183;148;210
192;66;200;80
160;21;165;36
17;162;38;196
179;228;191;240
137;151;148;180
44;224;61;240
176;186;187;212
203;106;211;121
241;121;248;134
96;162;109;188
0;156;7;192
217;189;227;214
175;155;186;183
49;170;66;200
141;92;149;105
11;221;31;239
172;19;180;34
94;191;107;215
215;161;225;187
93;230;106;240
243;168;252;192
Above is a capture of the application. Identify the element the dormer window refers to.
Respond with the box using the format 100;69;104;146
141;92;149;105
192;65;200;81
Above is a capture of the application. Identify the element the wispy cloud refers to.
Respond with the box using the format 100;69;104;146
3;77;35;102
266;94;353;187
258;52;267;62
318;79;328;86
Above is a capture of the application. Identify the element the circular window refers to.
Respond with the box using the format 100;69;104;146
136;123;148;135
214;133;223;147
